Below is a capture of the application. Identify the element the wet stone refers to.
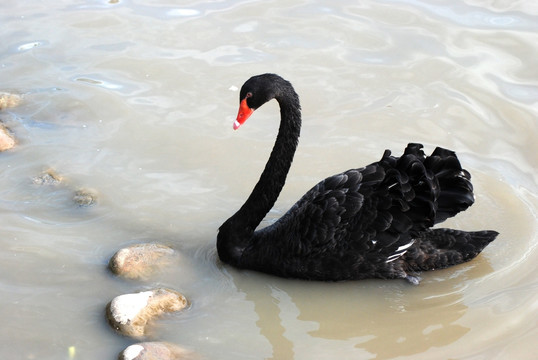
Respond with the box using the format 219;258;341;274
32;169;63;185
0;92;22;110
73;188;97;206
106;288;188;338
0;125;15;151
118;342;195;360
109;243;177;280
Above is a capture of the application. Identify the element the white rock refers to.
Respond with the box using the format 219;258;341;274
118;342;195;360
106;288;188;338
121;344;144;359
0;92;22;110
109;291;153;325
0;125;15;151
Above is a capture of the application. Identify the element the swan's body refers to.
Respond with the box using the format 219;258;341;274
217;73;498;283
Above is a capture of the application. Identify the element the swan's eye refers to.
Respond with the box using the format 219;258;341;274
246;92;252;98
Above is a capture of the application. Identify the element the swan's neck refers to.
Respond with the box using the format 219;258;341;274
218;95;301;265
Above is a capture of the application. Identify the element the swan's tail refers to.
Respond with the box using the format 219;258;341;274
423;146;475;224
405;228;498;271
377;143;475;230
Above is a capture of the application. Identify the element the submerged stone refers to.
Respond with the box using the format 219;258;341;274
73;188;97;206
0;125;15;151
0;92;22;110
118;342;195;360
109;243;177;280
32;169;63;185
106;288;188;338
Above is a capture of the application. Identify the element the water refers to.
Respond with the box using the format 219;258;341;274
1;0;537;359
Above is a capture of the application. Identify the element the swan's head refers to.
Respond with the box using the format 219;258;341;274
234;73;291;130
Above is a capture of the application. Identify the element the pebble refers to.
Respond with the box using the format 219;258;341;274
109;244;177;280
0;92;22;110
32;169;63;185
73;188;98;206
118;342;195;360
106;288;188;338
0;125;15;151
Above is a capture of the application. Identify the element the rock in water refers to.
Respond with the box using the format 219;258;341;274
32;169;63;185
106;288;188;338
0;92;22;110
118;342;195;360
109;243;177;280
0;125;15;151
73;188;98;206
0;92;22;151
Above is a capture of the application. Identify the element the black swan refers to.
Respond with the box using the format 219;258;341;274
217;73;498;283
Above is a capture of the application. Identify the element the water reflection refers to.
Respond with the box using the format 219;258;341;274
233;258;493;359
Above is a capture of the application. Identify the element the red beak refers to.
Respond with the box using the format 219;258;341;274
234;98;254;130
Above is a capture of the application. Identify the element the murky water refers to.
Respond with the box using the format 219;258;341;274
1;0;537;359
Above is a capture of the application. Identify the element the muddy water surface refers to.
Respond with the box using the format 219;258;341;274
1;1;537;359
